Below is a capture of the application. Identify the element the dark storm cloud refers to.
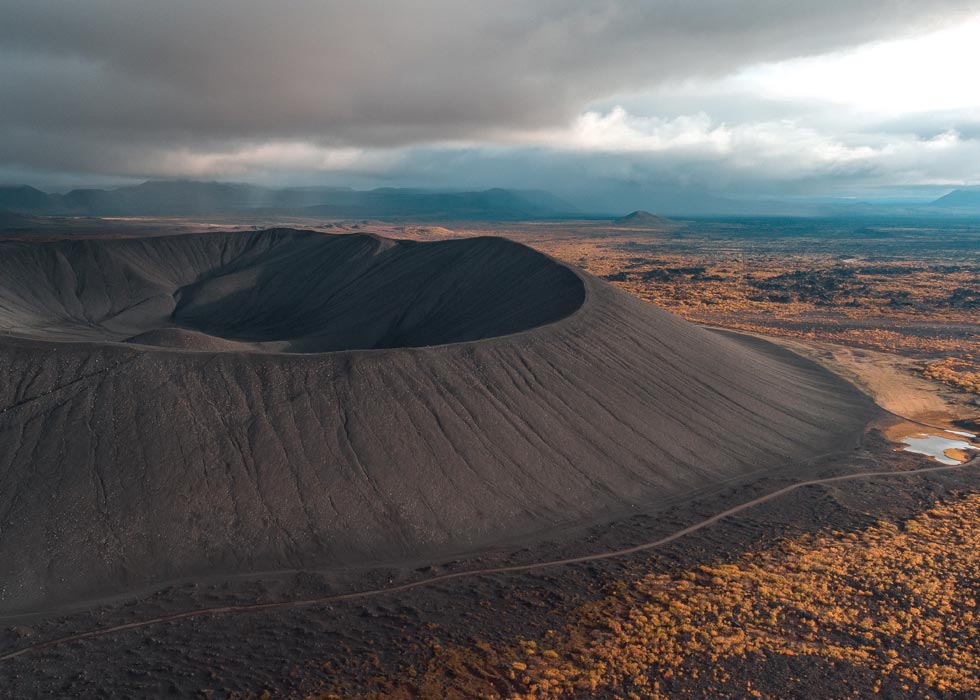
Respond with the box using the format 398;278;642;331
0;0;977;178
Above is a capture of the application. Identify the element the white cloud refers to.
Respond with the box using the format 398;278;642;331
160;143;404;179
503;105;980;190
734;14;980;116
533;107;876;170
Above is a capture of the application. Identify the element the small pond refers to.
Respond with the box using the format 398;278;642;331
901;434;979;466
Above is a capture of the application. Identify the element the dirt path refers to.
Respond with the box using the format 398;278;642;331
3;456;977;664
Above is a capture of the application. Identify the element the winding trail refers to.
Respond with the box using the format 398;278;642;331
2;455;977;663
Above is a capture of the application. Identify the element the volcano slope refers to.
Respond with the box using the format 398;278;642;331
0;229;874;614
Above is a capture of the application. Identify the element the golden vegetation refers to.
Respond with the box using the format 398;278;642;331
310;494;980;699
920;357;980;396
585;256;980;359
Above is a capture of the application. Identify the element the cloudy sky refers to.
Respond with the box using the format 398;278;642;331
2;1;980;207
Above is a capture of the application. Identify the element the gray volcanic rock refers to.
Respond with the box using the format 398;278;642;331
0;230;581;351
0;230;873;613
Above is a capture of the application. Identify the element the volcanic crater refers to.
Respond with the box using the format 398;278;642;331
0;229;875;613
0;229;585;352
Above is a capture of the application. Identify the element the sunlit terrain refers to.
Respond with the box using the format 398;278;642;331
312;493;980;699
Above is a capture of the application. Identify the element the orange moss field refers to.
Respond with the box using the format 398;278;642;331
308;493;980;700
921;357;980;396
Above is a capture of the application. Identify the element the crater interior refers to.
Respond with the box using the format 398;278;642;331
0;229;585;353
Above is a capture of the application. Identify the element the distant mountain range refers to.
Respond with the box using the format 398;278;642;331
1;180;979;221
0;181;579;220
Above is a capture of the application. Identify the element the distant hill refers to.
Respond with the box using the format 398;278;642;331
0;185;51;212
613;210;672;227
931;188;980;208
0;180;579;220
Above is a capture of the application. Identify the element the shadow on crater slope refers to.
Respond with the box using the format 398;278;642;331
0;229;875;613
0;229;583;352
